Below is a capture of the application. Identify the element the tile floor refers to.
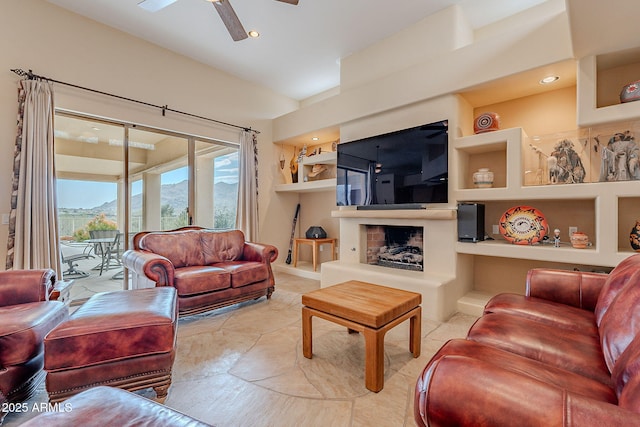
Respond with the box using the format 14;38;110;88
3;272;477;427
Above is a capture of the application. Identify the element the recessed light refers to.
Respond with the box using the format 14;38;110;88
248;30;260;38
540;76;559;84
311;137;319;141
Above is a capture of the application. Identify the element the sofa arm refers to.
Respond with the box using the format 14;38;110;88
0;269;56;306
242;242;278;264
415;355;640;427
122;250;175;287
525;268;608;311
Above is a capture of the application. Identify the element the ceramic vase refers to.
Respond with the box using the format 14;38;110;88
570;231;589;249
474;112;500;134
473;168;494;188
630;220;640;252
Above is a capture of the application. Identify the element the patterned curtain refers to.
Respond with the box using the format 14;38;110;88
236;130;259;241
6;79;61;274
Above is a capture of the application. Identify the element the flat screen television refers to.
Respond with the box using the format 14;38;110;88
336;120;448;208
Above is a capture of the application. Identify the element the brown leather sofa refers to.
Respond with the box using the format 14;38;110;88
415;253;640;427
122;226;278;316
0;270;68;412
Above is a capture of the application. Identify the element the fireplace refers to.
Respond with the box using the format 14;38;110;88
321;208;462;321
366;225;424;271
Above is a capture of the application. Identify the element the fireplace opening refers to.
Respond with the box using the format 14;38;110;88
366;225;423;271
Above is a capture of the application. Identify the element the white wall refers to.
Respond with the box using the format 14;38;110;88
273;0;573;142
0;0;298;264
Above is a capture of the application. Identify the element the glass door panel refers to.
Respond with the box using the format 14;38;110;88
127;128;189;232
194;140;239;229
54;114;126;302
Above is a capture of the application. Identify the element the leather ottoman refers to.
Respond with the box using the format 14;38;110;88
43;287;178;403
18;386;211;426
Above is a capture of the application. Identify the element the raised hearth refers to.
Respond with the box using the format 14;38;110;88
321;207;470;321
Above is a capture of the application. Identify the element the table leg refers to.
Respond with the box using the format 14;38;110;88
331;240;336;261
302;306;313;359
293;240;299;267
410;307;422;357
363;327;385;392
312;241;318;271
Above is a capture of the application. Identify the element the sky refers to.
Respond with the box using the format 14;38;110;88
57;152;238;209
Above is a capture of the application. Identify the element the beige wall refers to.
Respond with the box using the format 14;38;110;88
472;85;577;138
273;0;573;143
0;0;298;266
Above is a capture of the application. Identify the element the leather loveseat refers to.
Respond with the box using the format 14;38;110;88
0;269;68;413
415;253;640;427
122;226;278;316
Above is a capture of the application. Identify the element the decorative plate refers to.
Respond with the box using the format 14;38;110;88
499;205;548;245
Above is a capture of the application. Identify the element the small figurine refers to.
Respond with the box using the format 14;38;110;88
554;228;561;247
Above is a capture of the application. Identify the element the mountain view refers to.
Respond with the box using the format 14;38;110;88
58;180;238;236
85;180;238;215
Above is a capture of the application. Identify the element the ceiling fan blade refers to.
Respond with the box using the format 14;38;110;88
137;0;178;12
212;0;248;41
276;0;299;4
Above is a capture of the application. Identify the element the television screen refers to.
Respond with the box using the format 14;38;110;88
336;120;448;207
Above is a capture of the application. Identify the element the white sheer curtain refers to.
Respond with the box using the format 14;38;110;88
236;130;259;241
6;79;61;274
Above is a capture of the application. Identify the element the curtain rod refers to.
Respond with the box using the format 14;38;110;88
10;68;258;134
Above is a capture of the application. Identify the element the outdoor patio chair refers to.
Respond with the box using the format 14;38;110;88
60;246;94;278
100;232;123;275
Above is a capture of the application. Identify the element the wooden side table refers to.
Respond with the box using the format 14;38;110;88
293;238;337;271
301;280;421;392
50;279;74;307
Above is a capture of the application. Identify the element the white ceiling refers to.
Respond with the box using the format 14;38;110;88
47;0;549;101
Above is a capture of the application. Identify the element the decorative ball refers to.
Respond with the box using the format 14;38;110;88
474;112;500;134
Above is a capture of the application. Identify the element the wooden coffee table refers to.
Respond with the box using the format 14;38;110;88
302;280;421;392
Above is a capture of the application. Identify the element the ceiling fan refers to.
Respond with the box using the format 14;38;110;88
138;0;299;42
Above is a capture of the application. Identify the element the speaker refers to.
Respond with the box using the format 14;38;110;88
458;203;485;242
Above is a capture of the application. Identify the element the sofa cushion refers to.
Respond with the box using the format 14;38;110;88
201;230;245;265
431;339;616;403
216;261;269;288
484;293;599;336
595;254;640;325
599;269;640;372
467;312;611;385
174;266;230;296
0;301;67;366
140;230;205;268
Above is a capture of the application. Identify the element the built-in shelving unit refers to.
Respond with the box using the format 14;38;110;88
577;48;640;126
453;126;638;269
275;151;337;193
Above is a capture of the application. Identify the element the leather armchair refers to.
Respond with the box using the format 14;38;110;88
0;269;69;411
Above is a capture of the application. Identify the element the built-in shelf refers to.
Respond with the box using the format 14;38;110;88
275;178;336;193
274;151;337;193
578;50;640;126
456;240;629;267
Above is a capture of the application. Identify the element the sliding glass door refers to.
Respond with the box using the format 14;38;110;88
54;112;239;302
